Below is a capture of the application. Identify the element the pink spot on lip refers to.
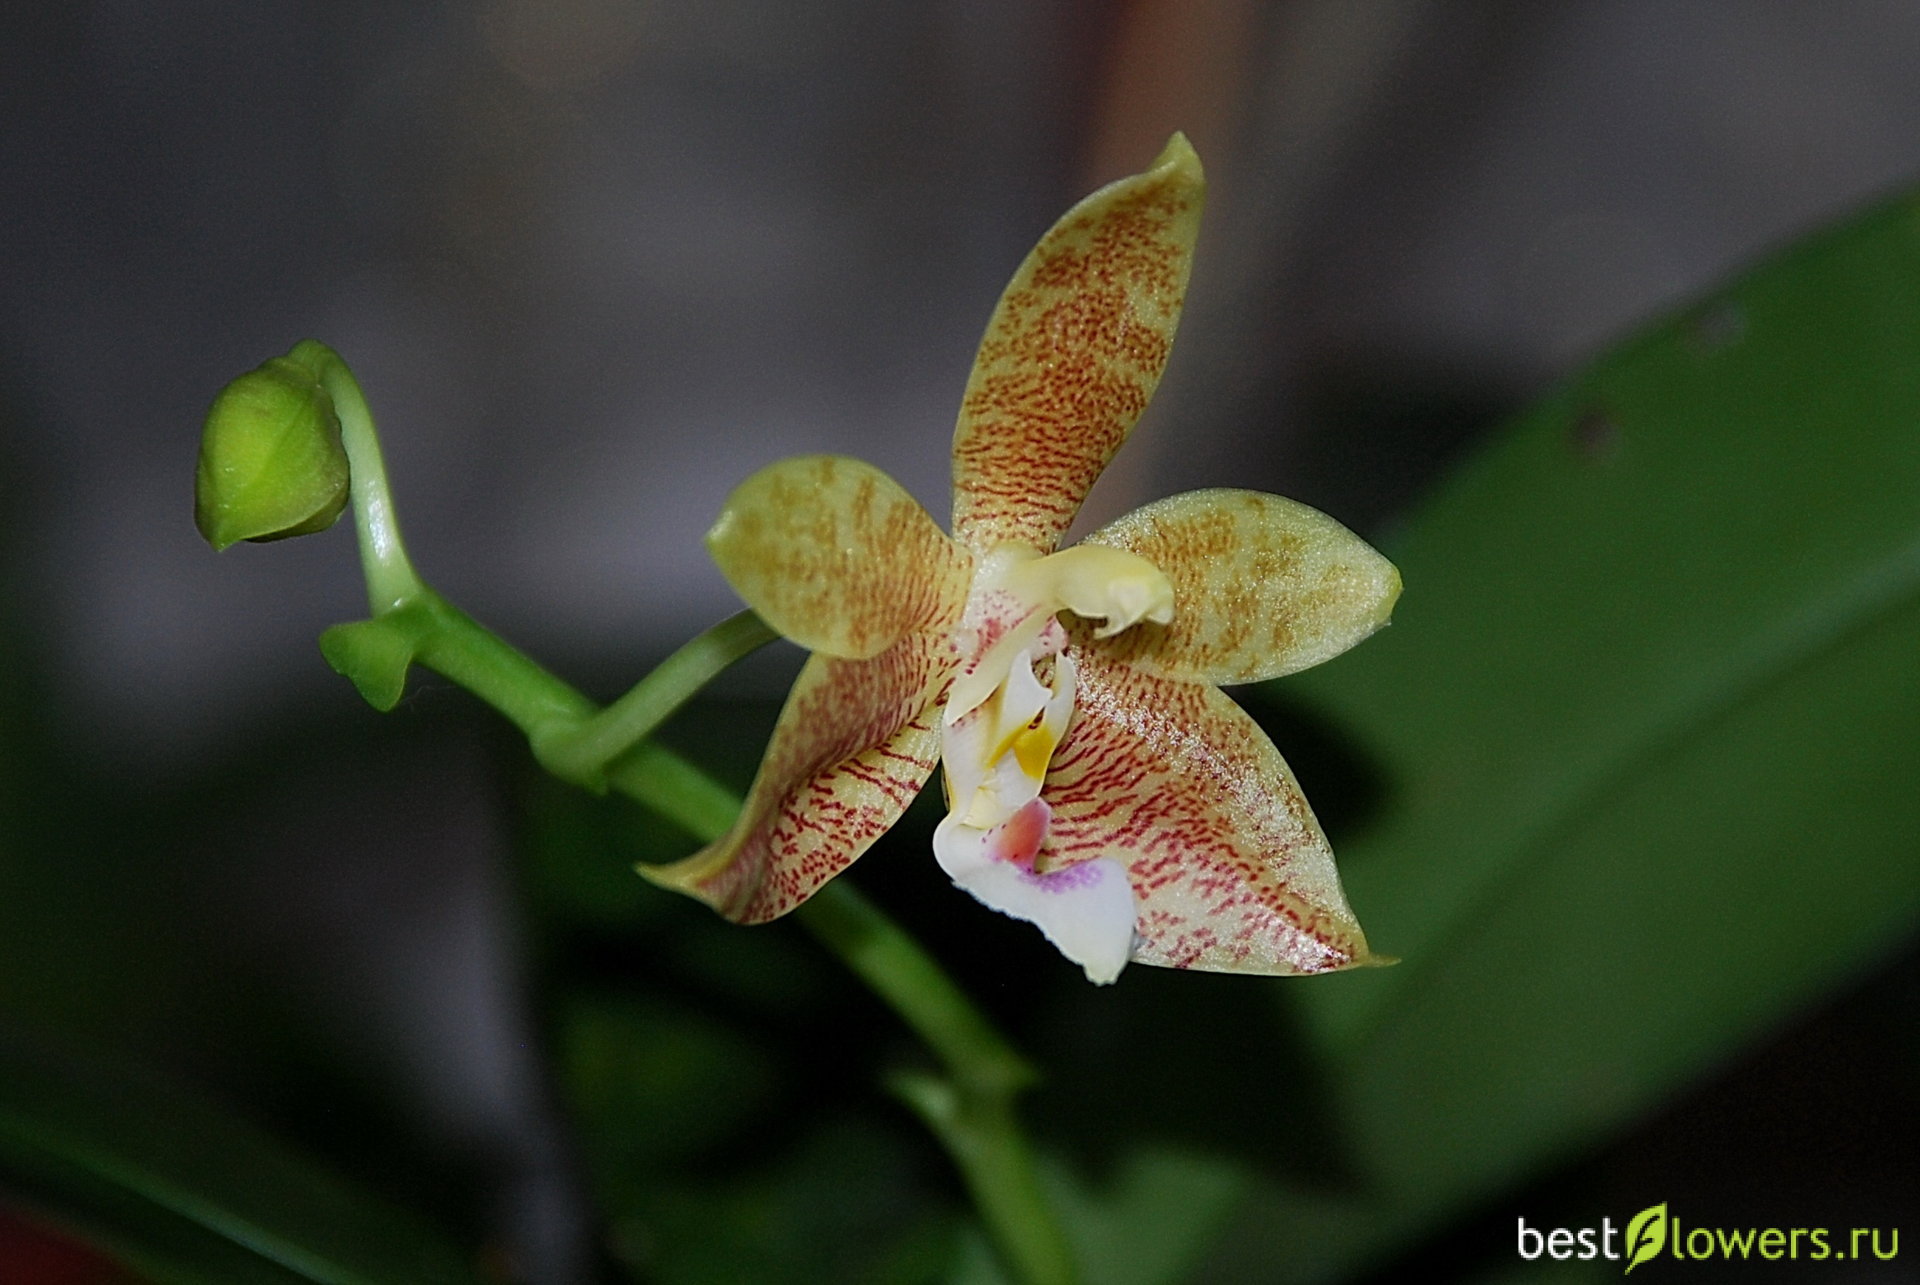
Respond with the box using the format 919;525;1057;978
983;799;1108;894
984;797;1052;870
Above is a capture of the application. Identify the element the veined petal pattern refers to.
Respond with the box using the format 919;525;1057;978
642;629;952;922
1038;651;1374;974
708;455;971;660
951;134;1204;555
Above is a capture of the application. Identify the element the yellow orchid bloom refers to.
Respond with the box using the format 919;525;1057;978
647;135;1400;983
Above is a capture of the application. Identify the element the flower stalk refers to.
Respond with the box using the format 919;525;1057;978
206;342;1077;1284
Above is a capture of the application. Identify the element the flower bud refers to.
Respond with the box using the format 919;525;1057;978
194;343;350;550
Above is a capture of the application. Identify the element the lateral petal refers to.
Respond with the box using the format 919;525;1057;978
1039;650;1376;974
708;455;972;660
1080;489;1400;685
951;134;1204;555
642;630;952;922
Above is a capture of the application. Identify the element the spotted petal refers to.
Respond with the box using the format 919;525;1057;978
642;630;952;922
1038;650;1375;974
951;134;1204;555
1079;489;1401;686
708;455;972;660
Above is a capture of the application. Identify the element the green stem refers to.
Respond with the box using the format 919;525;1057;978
303;347;1076;1284
300;340;423;614
891;1070;1074;1285
432;625;1074;1283
796;886;1032;1100
607;741;749;842
802;890;1074;1285
610;753;1071;1282
534;608;779;790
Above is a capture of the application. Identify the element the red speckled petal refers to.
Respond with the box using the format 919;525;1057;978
642;630;952;923
708;455;973;660
1039;650;1377;974
1079;489;1401;685
951;134;1204;555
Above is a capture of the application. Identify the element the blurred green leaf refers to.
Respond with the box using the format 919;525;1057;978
1051;1150;1247;1285
603;1116;955;1285
558;993;777;1173
0;1030;480;1284
1247;190;1920;1277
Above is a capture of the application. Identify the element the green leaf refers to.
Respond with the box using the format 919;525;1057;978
1247;190;1920;1276
1622;1202;1667;1274
0;1029;480;1284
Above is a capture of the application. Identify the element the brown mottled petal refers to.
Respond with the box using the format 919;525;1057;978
1038;650;1375;974
951;133;1204;555
642;629;953;923
708;455;972;660
1080;489;1401;686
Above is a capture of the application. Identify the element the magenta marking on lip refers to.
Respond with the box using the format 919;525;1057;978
1019;860;1103;893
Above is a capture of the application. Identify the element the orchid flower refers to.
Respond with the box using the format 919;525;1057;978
648;135;1400;983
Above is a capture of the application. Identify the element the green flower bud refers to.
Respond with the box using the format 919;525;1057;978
194;342;351;551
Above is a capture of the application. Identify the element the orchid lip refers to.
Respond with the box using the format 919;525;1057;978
932;800;1138;985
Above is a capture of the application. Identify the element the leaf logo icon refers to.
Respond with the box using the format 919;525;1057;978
1624;1203;1668;1275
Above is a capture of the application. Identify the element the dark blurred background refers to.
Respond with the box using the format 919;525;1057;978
3;2;1918;1281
